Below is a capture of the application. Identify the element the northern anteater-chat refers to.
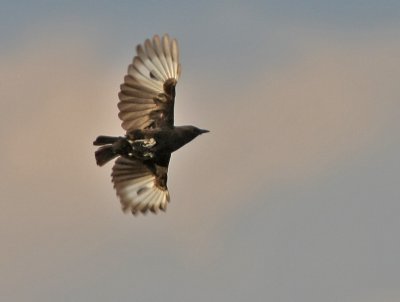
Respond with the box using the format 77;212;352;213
94;34;208;215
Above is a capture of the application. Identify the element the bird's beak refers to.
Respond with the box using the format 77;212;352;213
199;129;210;134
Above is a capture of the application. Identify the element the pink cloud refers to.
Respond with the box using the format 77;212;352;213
0;29;399;270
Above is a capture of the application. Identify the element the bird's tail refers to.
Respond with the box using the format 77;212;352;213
93;135;120;146
94;146;118;166
93;136;120;166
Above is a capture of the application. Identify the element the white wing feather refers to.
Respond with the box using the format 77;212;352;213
112;157;170;215
118;34;180;132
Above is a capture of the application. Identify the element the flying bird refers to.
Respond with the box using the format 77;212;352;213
93;34;208;215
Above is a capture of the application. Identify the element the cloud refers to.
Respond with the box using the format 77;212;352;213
163;31;400;256
1;27;400;271
0;32;122;288
342;289;400;302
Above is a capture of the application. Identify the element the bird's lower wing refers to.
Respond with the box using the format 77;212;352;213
111;157;170;215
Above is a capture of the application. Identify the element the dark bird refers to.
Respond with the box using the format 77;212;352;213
93;34;208;215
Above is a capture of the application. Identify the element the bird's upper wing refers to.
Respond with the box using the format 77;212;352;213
118;34;181;132
112;157;170;215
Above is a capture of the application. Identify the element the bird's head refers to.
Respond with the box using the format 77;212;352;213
174;126;209;147
166;125;209;153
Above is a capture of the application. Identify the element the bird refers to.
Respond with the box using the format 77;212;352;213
93;34;209;215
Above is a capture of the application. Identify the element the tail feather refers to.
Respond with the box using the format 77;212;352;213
95;145;118;166
93;135;120;146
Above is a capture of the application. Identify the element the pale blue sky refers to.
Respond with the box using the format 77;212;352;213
1;1;400;302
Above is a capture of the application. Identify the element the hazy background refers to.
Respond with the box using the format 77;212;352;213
1;1;399;301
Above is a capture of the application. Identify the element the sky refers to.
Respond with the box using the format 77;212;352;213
1;1;400;301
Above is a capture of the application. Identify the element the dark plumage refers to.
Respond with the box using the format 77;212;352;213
93;34;208;215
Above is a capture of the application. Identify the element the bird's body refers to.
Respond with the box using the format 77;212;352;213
93;34;208;215
94;125;208;165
